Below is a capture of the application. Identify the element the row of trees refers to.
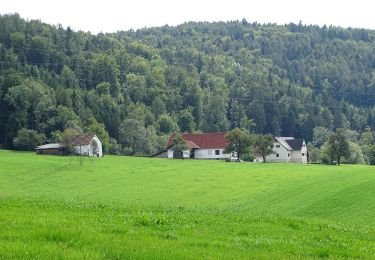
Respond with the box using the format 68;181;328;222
223;128;271;162
223;127;375;165
308;127;375;165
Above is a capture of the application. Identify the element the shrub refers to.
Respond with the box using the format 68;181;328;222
13;128;45;150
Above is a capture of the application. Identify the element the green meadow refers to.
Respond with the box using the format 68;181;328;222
1;150;375;258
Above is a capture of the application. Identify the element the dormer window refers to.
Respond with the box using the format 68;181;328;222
275;144;280;148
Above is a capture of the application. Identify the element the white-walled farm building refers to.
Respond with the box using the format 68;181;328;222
254;137;307;163
36;134;103;157
152;132;234;160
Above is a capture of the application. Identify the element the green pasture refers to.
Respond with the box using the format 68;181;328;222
1;150;375;258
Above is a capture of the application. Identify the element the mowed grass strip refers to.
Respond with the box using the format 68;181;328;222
1;198;375;259
1;150;375;221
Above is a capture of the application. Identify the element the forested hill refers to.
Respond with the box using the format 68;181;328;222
1;14;375;154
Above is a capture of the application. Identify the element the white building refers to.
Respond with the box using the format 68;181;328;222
71;134;103;157
35;134;103;157
152;132;234;160
254;137;307;163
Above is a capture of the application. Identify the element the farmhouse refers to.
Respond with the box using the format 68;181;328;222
152;132;234;160
254;137;307;163
35;134;103;157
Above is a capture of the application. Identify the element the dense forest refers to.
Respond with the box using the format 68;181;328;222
0;14;375;159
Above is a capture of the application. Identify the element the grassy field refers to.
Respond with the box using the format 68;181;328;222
1;150;375;258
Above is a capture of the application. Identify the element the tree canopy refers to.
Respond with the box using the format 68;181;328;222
255;134;274;162
1;14;375;156
325;129;350;165
224;128;253;161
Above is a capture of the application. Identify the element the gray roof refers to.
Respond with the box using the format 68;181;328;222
285;139;304;150
35;143;64;150
274;137;293;150
274;137;305;151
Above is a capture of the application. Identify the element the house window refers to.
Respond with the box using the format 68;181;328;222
275;144;280;148
215;150;220;155
302;153;305;156
276;154;279;157
288;153;290;157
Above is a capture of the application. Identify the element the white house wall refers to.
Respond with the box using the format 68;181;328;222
74;136;103;157
193;149;231;159
290;142;307;163
266;142;291;162
166;149;190;159
92;136;103;157
167;150;173;158
74;145;91;156
253;156;264;163
166;148;230;159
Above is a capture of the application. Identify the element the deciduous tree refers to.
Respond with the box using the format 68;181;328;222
255;134;274;163
325;129;350;165
224;128;253;161
13;128;45;151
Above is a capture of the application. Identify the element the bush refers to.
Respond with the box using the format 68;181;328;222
369;145;375;165
343;142;365;164
308;146;321;163
13;128;45;151
108;138;121;155
156;114;178;134
242;153;255;162
319;144;331;164
122;147;133;156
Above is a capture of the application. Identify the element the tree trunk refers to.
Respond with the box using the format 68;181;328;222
237;152;240;161
262;155;266;163
337;155;341;166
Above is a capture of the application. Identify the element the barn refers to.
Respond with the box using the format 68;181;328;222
35;143;65;155
35;134;103;157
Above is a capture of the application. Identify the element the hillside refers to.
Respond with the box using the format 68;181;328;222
1;14;375;155
1;151;375;258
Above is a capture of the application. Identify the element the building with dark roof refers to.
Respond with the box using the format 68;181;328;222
254;137;307;163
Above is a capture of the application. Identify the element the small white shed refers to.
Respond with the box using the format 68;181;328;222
71;134;103;157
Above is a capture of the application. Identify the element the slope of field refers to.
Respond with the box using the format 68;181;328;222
1;150;375;221
1;150;375;258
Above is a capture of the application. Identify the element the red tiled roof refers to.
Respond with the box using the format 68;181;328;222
186;140;200;149
71;134;96;146
167;132;228;149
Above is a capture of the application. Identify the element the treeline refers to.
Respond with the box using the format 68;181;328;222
1;14;375;156
224;127;375;165
308;127;375;165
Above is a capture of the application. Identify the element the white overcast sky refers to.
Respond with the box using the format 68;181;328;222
1;0;374;34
